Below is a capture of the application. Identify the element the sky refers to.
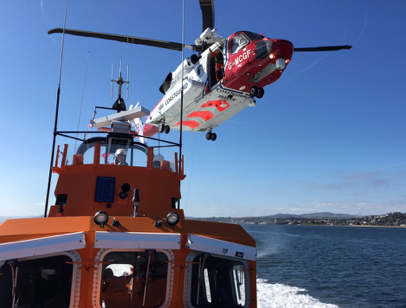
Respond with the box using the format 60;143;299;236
0;0;405;218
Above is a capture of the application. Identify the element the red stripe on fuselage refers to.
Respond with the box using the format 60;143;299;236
174;120;200;129
201;100;230;112
143;124;159;137
187;111;214;121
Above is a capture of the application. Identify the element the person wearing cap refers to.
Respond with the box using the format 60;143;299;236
114;148;128;166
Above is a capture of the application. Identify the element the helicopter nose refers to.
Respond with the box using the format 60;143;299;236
268;40;294;70
255;40;273;60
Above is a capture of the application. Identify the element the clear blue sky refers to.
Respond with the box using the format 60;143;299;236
0;0;405;217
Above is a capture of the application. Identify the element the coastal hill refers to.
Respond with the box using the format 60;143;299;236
188;212;406;227
263;212;357;219
187;212;358;221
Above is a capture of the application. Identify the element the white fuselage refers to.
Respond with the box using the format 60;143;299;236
146;42;253;132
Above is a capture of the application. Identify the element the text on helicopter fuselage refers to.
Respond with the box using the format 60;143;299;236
159;82;190;111
227;49;252;70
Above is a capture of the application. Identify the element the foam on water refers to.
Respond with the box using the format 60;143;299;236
257;279;339;308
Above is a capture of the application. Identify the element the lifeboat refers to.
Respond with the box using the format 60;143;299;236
0;73;257;307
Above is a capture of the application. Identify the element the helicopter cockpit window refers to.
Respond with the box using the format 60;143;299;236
231;33;250;54
100;250;169;308
243;31;263;42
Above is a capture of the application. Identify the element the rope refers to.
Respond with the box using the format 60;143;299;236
74;51;90;153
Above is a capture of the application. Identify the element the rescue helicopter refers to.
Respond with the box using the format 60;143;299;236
48;0;351;141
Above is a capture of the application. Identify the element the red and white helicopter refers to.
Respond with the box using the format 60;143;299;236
49;0;351;141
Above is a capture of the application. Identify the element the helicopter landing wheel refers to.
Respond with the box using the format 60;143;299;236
206;132;217;141
159;123;165;133
250;86;258;98
256;87;264;98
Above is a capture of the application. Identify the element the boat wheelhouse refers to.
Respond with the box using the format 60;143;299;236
0;102;257;307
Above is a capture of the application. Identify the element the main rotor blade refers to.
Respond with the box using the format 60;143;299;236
48;28;197;52
294;45;352;52
199;0;215;31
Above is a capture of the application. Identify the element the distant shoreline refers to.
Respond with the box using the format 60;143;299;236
297;224;406;229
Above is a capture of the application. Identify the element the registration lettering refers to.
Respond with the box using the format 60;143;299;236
228;49;252;70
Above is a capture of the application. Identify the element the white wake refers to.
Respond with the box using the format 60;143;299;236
257;279;339;308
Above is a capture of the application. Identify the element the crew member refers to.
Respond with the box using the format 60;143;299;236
114;148;128;166
209;48;224;82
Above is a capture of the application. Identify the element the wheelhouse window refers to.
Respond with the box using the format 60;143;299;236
100;251;169;308
76;137;148;167
190;254;247;307
0;255;73;308
0;262;12;308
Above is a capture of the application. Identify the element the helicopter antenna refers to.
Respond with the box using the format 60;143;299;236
44;0;69;218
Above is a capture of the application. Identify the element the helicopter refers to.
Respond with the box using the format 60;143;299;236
49;0;351;141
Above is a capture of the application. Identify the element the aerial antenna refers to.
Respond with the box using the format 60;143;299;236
178;0;185;177
44;0;69;218
111;60;129;112
127;65;130;101
110;63;114;99
74;51;90;153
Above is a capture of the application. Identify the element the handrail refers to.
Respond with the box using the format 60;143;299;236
94;142;101;166
55;145;60;168
61;144;68;167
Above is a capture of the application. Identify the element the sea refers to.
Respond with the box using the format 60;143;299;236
243;224;406;308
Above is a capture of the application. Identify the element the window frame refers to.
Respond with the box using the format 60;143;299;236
76;138;149;167
93;248;175;308
0;250;81;308
183;250;250;308
231;33;250;55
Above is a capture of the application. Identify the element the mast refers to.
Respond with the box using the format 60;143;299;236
44;0;69;217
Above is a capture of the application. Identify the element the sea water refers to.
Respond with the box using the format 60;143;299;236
244;224;406;308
